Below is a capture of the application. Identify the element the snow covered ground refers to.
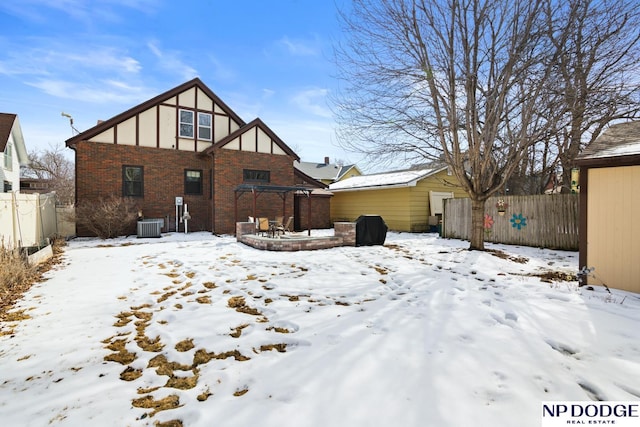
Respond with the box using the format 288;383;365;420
0;231;639;427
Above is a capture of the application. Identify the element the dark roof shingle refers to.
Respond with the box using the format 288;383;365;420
577;121;640;160
0;113;17;151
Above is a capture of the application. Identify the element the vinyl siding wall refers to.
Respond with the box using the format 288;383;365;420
330;169;466;232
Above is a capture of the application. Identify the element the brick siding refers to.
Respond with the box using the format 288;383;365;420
213;149;295;234
74;141;298;236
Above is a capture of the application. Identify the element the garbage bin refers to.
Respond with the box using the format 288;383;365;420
355;215;388;246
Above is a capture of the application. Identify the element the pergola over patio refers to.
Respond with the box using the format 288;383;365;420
234;184;316;236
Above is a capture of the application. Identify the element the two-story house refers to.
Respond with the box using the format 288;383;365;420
66;78;324;236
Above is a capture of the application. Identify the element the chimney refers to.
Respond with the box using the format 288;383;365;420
324;156;330;165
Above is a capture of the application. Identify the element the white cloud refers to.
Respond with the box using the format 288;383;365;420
291;88;332;118
0;0;158;24
277;36;320;56
205;54;236;82
0;43;141;77
27;78;151;104
147;41;198;81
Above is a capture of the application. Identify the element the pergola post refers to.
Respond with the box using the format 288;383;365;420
233;184;316;237
307;190;312;236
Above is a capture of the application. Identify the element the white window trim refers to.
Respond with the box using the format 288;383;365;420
4;143;13;171
197;112;212;141
179;109;194;138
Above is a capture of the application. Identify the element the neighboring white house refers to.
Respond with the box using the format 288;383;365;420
1;113;29;193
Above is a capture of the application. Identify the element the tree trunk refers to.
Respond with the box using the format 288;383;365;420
469;198;486;251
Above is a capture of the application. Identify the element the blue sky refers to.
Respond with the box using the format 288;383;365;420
0;0;364;166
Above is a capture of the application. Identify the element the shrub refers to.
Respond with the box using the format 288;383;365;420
1;237;66;319
75;195;139;239
0;240;37;310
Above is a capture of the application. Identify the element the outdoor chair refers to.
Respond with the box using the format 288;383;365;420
276;216;293;235
257;217;270;236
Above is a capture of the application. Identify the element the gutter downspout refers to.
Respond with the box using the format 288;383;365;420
210;151;215;234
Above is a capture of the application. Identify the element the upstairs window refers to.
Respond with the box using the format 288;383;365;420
123;165;143;197
179;110;212;141
198;112;212;141
179;109;194;138
4;143;12;170
243;169;270;183
185;169;203;195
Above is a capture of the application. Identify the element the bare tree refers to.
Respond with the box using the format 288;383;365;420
333;0;640;248
544;0;640;192
333;0;559;249
22;144;74;205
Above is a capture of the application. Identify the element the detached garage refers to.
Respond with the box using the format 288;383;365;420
328;163;467;232
576;121;640;293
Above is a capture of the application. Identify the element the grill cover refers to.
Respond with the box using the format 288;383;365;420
355;215;388;246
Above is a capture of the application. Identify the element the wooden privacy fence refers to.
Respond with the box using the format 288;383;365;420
443;194;579;250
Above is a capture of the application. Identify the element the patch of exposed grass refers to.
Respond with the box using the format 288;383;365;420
230;324;249;338
133;311;152;321
195;296;211;304
165;369;199;390
192;348;250;365
197;389;212;401
227;296;262;316
120;366;143;381
1;238;65;323
113;311;133;327
135;334;164;352
148;354;192;376
158;291;177;303
103;339;137;365
258;343;287;353
131;394;181;417
156;420;183;427
175;339;194;352
2;309;31;322
233;388;249;397
531;270;577;283
137;386;161;394
266;326;291;334
202;282;218;289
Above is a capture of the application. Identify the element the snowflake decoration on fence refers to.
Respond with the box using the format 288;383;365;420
510;213;527;230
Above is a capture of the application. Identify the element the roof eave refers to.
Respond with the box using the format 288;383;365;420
65;78;246;147
330;182;415;192
10;116;30;165
576;153;640;167
202;118;300;161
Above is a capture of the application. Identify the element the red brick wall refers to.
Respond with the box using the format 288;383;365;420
213;149;295;234
74;141;212;236
74;141;324;236
295;194;332;230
